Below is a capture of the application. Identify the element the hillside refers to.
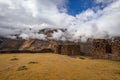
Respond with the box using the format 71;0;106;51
0;39;24;50
0;28;65;51
19;39;50;50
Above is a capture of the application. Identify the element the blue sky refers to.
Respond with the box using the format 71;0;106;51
67;0;105;16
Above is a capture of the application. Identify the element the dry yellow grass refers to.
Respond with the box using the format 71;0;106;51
0;53;120;80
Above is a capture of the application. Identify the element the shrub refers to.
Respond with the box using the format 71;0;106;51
28;61;38;64
10;58;19;61
79;56;85;60
17;65;28;71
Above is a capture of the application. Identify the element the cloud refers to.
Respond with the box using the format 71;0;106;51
95;0;115;4
0;0;120;41
65;0;120;41
52;30;66;41
0;0;71;39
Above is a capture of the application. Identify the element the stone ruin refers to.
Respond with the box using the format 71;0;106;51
112;37;120;60
91;39;112;59
80;42;92;56
55;45;80;55
53;38;120;61
54;41;80;55
91;37;120;60
0;36;120;60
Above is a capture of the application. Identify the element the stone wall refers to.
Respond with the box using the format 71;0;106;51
91;39;111;59
112;37;120;60
80;43;92;55
55;44;80;55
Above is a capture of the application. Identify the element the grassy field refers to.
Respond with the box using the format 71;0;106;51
0;53;120;80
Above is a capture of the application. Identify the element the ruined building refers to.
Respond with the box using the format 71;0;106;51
91;39;112;59
80;42;92;56
54;42;81;55
0;36;120;60
112;37;120;60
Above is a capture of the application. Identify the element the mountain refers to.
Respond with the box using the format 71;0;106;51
0;37;6;44
0;28;65;51
19;39;50;50
0;38;24;50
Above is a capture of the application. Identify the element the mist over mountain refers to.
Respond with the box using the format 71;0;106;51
0;0;120;42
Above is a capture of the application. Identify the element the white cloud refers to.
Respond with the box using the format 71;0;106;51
95;0;115;4
0;0;70;39
0;0;120;41
65;0;120;41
